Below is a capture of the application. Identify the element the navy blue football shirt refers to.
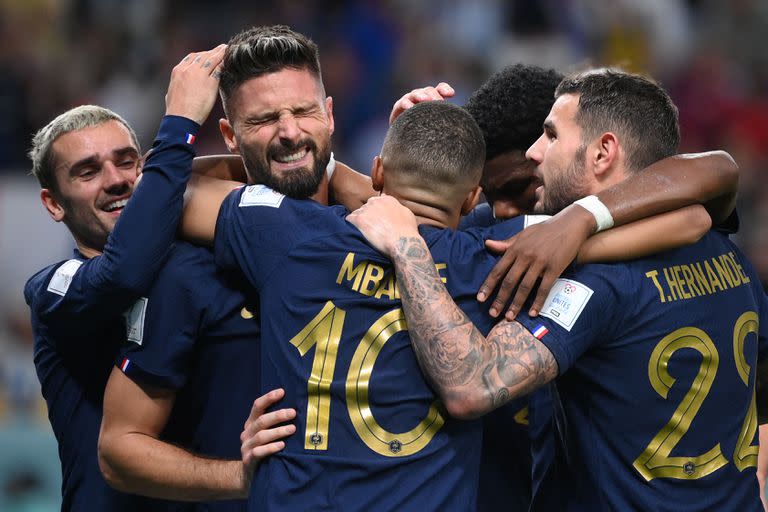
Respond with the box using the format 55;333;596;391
460;202;549;512
214;185;528;511
24;116;199;511
515;230;768;511
117;241;260;512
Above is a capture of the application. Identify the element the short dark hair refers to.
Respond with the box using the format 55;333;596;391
556;68;680;172
382;101;485;188
219;25;322;113
465;64;563;160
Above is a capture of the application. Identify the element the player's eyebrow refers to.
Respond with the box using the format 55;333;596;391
543;120;556;135
113;147;140;160
67;146;139;176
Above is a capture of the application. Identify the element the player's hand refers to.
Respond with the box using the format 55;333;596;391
389;82;455;125
240;388;296;488
347;195;419;257
165;44;227;125
478;204;595;320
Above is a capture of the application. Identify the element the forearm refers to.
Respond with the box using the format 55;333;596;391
576;205;712;263
596;151;738;228
180;175;242;245
192;154;247;181
391;236;556;418
96;116;198;292
99;433;246;501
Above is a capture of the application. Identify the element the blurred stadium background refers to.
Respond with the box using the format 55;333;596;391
1;0;766;509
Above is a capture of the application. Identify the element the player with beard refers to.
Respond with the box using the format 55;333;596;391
98;25;361;511
349;68;767;511
180;85;722;510
21;45;276;511
388;64;740;512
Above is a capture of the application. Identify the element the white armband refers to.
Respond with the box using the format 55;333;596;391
326;152;336;180
573;195;614;233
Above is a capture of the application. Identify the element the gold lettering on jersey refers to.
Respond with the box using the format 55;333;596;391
336;252;367;289
644;252;751;304
336;252;448;299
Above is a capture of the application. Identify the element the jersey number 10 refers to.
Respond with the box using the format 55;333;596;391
289;301;445;457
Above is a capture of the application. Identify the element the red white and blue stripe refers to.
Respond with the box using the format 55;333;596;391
186;133;196;145
120;357;131;372
532;325;549;339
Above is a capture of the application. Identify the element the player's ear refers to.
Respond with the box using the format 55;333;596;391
592;132;620;178
325;96;334;136
460;185;482;215
41;188;65;222
371;155;384;192
219;118;239;154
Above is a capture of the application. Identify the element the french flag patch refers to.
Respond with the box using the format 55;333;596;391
120;358;131;372
532;325;549;340
185;133;196;145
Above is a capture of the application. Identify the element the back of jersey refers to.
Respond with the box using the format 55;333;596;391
214;189;522;512
523;230;767;511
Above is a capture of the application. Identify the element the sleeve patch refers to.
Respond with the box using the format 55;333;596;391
239;184;285;208
539;278;593;332
123;297;148;345
524;215;551;228
46;259;83;296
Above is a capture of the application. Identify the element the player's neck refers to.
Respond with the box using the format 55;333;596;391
310;175;330;206
75;239;102;259
397;198;459;231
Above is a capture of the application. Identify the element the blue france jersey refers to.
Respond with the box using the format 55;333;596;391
214;186;525;512
117;241;260;512
515;230;768;511
460;203;538;512
23;116;200;511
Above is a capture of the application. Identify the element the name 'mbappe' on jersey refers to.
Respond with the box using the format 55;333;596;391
214;185;525;512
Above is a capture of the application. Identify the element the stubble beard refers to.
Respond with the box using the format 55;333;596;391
534;146;589;215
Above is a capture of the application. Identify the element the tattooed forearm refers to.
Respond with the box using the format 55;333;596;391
392;236;558;418
483;321;558;408
393;237;485;389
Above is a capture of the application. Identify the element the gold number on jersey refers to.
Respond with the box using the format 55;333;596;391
732;312;759;471
633;327;727;481
346;308;444;457
633;313;759;481
290;302;445;455
289;301;345;450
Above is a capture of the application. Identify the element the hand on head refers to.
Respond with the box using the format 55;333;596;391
165;44;227;125
389;83;455;125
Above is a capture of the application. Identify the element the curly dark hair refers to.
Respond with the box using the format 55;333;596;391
465;64;563;160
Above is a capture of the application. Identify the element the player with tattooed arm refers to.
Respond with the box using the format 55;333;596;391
350;69;766;511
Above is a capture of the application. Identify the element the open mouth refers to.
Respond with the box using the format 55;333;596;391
102;198;129;214
271;147;311;170
273;147;309;163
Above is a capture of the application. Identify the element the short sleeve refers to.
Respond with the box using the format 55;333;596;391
117;251;209;389
515;267;625;374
